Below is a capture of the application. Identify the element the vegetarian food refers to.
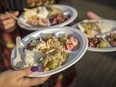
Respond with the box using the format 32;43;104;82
106;31;116;47
50;13;70;26
97;20;111;33
23;33;79;70
88;37;108;48
99;41;109;48
78;20;112;38
78;21;98;38
75;19;116;49
21;6;70;27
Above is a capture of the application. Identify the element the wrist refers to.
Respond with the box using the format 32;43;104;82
2;26;16;33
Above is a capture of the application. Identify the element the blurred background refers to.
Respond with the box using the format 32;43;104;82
0;0;116;87
70;0;116;21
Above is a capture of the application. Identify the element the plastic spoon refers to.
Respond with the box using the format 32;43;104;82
13;36;24;68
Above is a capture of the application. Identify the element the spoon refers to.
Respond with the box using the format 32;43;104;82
13;36;24;68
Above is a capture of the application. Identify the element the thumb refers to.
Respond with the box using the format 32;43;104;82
87;11;102;19
17;66;39;78
13;11;19;17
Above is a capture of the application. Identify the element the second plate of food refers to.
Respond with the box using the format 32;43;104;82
18;4;78;31
10;27;88;77
72;19;116;52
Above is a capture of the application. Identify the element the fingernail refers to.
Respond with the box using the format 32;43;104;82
31;66;39;72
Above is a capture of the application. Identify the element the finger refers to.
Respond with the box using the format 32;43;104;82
2;18;15;25
17;67;33;78
3;21;16;30
29;76;50;86
87;11;102;19
0;11;19;20
16;66;40;79
13;11;19;16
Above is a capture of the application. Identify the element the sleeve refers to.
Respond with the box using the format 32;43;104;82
0;40;7;72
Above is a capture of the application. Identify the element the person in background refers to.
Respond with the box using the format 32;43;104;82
0;11;20;70
0;11;50;87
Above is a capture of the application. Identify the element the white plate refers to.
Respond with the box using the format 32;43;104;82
10;27;88;77
72;19;116;52
18;4;78;31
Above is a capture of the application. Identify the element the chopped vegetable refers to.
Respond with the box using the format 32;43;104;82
46;34;53;39
99;41;108;48
31;39;39;46
23;33;79;70
46;61;55;69
53;40;61;47
59;35;67;42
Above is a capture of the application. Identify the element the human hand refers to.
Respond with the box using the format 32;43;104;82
87;11;102;19
0;67;50;87
0;11;19;32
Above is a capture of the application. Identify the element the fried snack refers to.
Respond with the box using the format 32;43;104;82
23;8;38;19
78;21;98;38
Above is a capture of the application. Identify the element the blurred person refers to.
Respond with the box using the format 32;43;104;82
0;10;50;87
0;11;20;69
0;11;50;87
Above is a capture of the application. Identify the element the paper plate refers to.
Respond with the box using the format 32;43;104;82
11;27;88;77
72;19;116;52
18;4;78;31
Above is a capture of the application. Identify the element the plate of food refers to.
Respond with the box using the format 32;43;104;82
10;27;88;77
72;19;116;52
18;4;78;30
